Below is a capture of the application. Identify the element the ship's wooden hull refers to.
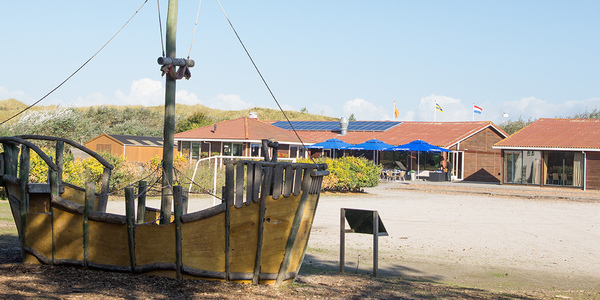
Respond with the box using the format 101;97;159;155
1;136;327;286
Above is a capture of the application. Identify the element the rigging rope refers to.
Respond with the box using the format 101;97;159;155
215;0;317;164
0;0;150;127
188;0;203;59
156;0;166;57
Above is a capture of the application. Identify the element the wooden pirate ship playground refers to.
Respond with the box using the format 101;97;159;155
1;0;328;287
1;135;328;286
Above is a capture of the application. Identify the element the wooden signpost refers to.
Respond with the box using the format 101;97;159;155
340;208;388;277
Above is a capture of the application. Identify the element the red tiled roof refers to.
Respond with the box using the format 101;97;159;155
174;117;315;144
297;121;506;148
494;118;600;149
375;121;505;147
176;118;506;148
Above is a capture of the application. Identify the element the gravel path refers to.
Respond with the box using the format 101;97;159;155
306;181;600;292
107;181;600;293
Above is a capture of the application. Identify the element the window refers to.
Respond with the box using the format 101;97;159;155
222;142;243;156
181;141;191;159
222;142;232;156
232;143;242;156
290;146;298;158
545;151;583;187
191;142;201;160
504;150;542;185
97;144;111;153
251;144;261;157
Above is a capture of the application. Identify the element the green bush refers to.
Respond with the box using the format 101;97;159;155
299;157;381;192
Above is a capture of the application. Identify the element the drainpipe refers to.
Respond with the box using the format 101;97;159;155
583;151;587;191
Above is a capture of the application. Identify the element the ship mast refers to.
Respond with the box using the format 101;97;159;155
158;0;194;224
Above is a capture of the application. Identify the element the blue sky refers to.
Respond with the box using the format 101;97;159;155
2;1;600;124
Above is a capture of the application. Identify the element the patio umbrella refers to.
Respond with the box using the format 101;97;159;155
306;138;352;158
385;140;450;178
306;138;352;149
345;139;394;164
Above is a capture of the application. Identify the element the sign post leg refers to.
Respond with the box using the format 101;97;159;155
340;208;345;273
373;211;379;277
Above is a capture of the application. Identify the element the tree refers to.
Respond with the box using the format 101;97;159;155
176;111;213;133
299;107;308;114
348;114;356;121
498;117;534;135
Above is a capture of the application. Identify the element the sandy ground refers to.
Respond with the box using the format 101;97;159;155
106;181;600;293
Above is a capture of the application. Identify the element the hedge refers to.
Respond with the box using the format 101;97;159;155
299;157;381;192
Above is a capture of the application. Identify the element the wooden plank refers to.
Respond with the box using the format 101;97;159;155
19;145;30;258
275;168;313;286
252;165;272;284
88;221;129;267
55;141;64;195
260;165;273;202
182;191;189;214
252;163;262;203
235;162;244;208
283;164;294;197
293;166;304;196
84;182;94;269
53;207;84;263
224;186;231;282
97;167;111;212
173;186;183;279
0;152;4;185
225;163;235;208
24;213;53;264
271;164;284;199
290;193;322;275
125;187;136;272
136;181;147;224
3;143;19;177
259;193;300;275
135;223;176;266
181;213;226;272
245;163;254;205
228;198;259;276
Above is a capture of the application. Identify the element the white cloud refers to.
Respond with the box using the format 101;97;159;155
416;95;468;121
74;92;108;107
309;103;334;117
0;86;34;104
205;94;254;110
114;78;164;106
342;98;392;120
499;97;600;121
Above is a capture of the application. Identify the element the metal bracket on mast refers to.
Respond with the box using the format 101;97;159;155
157;57;195;67
158;57;195;80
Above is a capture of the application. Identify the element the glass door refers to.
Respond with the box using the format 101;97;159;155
450;151;463;180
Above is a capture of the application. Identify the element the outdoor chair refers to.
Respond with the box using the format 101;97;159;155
552;173;560;185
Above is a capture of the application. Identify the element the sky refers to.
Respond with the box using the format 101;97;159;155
2;1;600;124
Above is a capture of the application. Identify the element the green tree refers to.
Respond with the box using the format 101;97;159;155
176;111;214;133
348;114;356;121
498;117;534;135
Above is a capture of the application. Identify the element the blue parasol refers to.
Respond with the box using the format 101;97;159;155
385;139;450;153
306;138;352;149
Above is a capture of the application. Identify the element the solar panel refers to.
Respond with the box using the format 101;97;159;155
271;121;401;132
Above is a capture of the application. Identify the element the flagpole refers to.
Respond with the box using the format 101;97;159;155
472;103;474;121
434;101;437;122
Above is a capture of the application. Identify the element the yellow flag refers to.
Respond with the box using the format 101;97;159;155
394;102;400;119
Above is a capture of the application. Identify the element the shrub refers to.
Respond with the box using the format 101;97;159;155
299;157;381;192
